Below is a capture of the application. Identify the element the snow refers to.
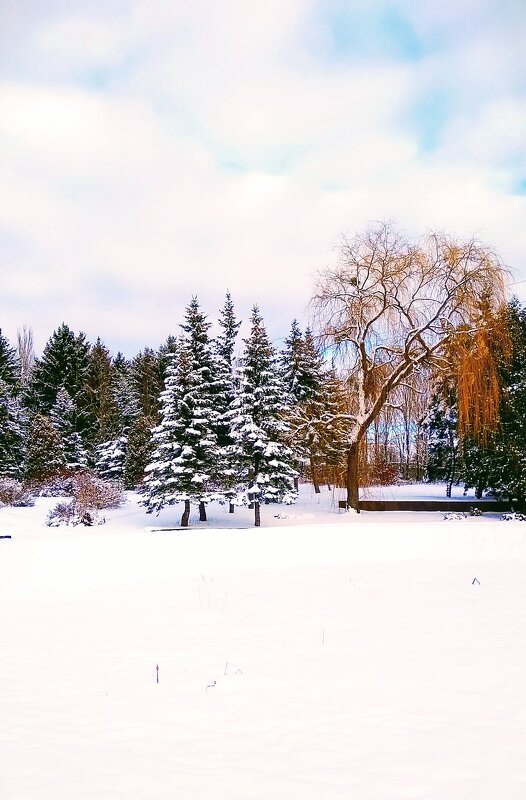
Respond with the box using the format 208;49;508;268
1;485;526;799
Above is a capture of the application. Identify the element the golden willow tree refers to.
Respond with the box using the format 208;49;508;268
311;222;509;510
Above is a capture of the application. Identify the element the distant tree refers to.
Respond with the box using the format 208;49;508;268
16;325;34;385
130;348;163;421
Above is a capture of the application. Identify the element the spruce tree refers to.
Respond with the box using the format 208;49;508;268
425;381;460;497
130;348;163;421
96;436;127;483
230;306;297;526
142;298;220;525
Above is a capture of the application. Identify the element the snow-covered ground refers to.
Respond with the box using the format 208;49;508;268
1;485;526;799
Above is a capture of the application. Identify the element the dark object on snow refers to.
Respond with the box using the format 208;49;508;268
0;534;12;539
469;506;482;516
472;577;480;585
156;664;159;684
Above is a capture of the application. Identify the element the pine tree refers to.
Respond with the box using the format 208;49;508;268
230;306;297;526
25;414;65;482
142;298;220;525
0;379;26;478
50;387;88;470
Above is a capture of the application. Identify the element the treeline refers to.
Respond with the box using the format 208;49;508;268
0;294;349;525
2;294;526;518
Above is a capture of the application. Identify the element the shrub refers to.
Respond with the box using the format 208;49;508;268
0;478;35;507
46;471;124;527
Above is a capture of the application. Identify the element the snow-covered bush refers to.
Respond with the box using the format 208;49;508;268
469;507;482;516
501;512;526;522
46;501;104;527
46;472;124;527
0;478;35;507
443;511;465;521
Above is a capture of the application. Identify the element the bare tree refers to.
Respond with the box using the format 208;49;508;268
311;222;508;510
17;325;35;384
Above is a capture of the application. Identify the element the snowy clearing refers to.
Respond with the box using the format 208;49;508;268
1;485;526;799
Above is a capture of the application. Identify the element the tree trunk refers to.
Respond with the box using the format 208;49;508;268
181;499;190;527
310;453;320;494
229;502;235;514
294;477;299;491
346;441;360;512
199;501;207;521
254;500;261;527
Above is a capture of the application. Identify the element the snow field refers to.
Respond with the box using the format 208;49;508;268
1;487;526;799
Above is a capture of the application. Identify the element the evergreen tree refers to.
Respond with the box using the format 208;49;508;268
230;306;297;526
25;414;65;481
142;298;220;525
157;335;178;387
50;387;88;470
0;379;25;478
27;324;91;437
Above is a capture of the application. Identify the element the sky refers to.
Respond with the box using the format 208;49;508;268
0;0;525;356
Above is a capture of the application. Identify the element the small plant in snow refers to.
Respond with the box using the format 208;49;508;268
501;512;526;521
443;511;465;521
469;507;482;516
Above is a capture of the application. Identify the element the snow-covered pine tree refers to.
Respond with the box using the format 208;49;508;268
142;299;220;526
0;379;26;478
25;414;65;482
49;387;88;470
230;306;297;526
213;292;241;512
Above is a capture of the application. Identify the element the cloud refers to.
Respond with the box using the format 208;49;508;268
0;0;525;355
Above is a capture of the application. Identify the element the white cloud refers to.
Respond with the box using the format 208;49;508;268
0;0;525;354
